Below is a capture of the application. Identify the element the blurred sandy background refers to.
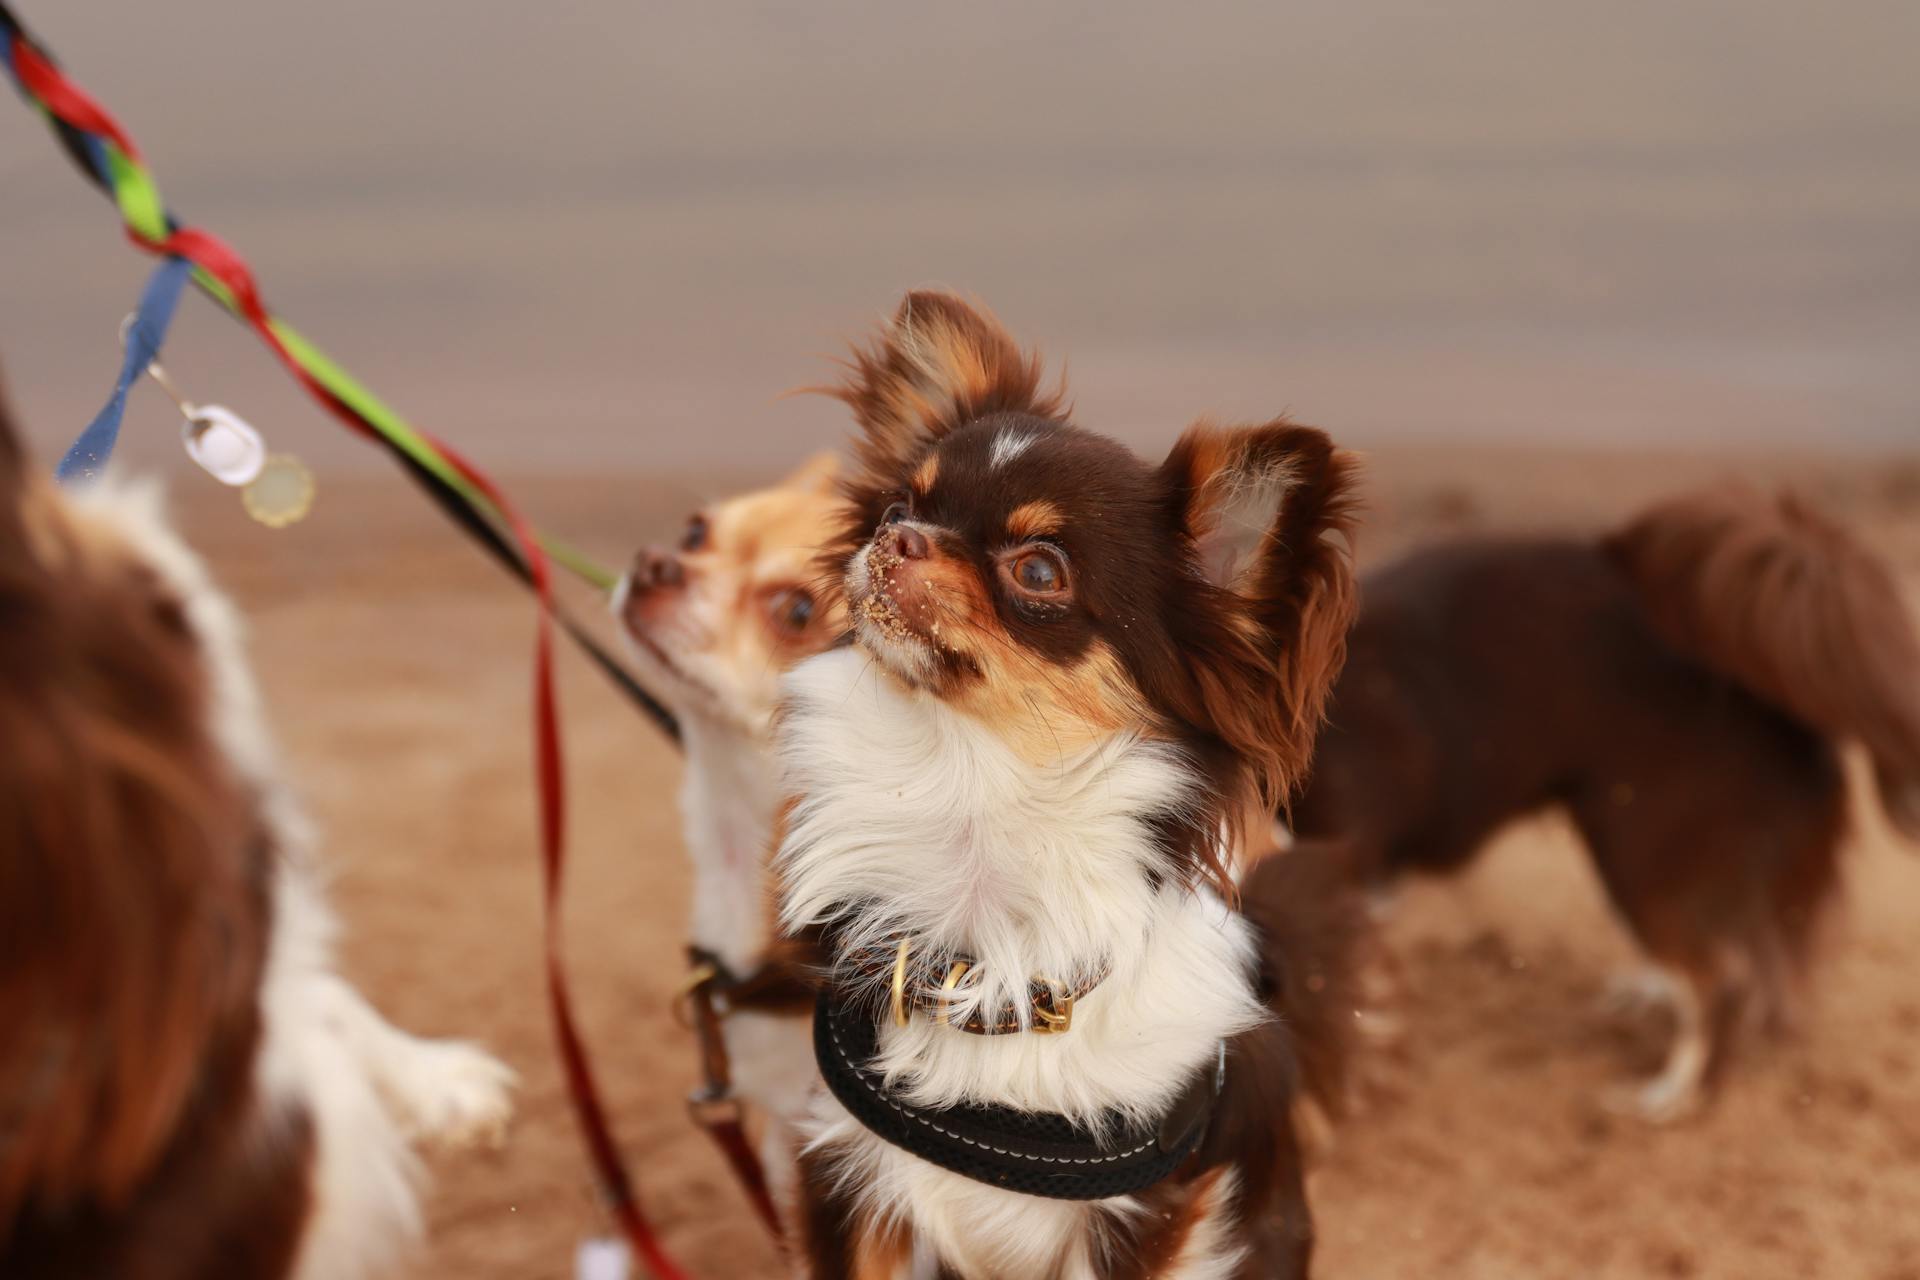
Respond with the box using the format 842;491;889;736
4;3;1919;1278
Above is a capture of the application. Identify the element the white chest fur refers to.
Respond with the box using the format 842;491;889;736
673;716;818;1131
678;716;781;973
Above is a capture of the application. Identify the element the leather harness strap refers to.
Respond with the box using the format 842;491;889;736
683;944;816;1098
679;946;816;1242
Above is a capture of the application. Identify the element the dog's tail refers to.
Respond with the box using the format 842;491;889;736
1239;839;1366;1121
1607;486;1920;841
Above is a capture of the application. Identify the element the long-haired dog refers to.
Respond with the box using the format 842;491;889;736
0;384;514;1277
1291;486;1920;1121
773;292;1360;1278
613;454;848;1206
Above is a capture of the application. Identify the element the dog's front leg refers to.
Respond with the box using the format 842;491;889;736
317;974;517;1149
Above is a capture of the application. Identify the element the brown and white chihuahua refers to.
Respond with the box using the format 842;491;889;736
613;455;848;1204
0;382;514;1278
773;293;1359;1278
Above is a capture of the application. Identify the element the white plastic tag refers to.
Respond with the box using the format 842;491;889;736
181;405;266;486
575;1238;632;1280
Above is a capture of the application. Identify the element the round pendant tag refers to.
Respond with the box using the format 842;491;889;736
242;454;316;527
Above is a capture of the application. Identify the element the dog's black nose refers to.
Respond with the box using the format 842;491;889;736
629;546;685;591
885;523;930;561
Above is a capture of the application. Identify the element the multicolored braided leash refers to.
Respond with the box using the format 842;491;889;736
0;5;678;741
1;6;692;1277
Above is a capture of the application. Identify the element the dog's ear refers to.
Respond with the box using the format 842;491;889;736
1160;420;1361;807
826;291;1064;488
776;451;841;496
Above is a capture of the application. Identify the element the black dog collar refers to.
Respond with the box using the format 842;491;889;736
813;993;1221;1201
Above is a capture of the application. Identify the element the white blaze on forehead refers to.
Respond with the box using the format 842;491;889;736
987;429;1038;470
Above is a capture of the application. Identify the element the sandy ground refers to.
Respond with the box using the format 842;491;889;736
170;445;1920;1280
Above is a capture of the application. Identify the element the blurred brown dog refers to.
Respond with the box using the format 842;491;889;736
0;382;513;1278
1291;486;1920;1121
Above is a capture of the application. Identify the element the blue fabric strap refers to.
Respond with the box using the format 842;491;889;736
57;254;194;485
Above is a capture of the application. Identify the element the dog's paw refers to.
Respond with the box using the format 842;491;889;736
1600;1073;1702;1126
1352;1005;1405;1048
389;1040;518;1150
1598;968;1680;1022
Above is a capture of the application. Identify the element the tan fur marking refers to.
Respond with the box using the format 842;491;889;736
1161;1166;1239;1275
1004;499;1065;541
688;476;849;681
952;643;1149;766
1155;1166;1232;1274
912;452;939;495
851;1219;913;1279
866;537;1155;764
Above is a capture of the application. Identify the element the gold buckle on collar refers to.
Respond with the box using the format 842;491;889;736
933;961;971;1026
1031;976;1074;1034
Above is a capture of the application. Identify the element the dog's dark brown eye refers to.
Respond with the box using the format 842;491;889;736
771;588;816;633
681;513;710;553
1017;555;1059;592
880;501;909;526
1006;546;1069;598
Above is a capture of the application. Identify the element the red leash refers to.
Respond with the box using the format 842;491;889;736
441;454;690;1280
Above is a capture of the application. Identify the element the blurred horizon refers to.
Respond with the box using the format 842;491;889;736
3;0;1916;479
